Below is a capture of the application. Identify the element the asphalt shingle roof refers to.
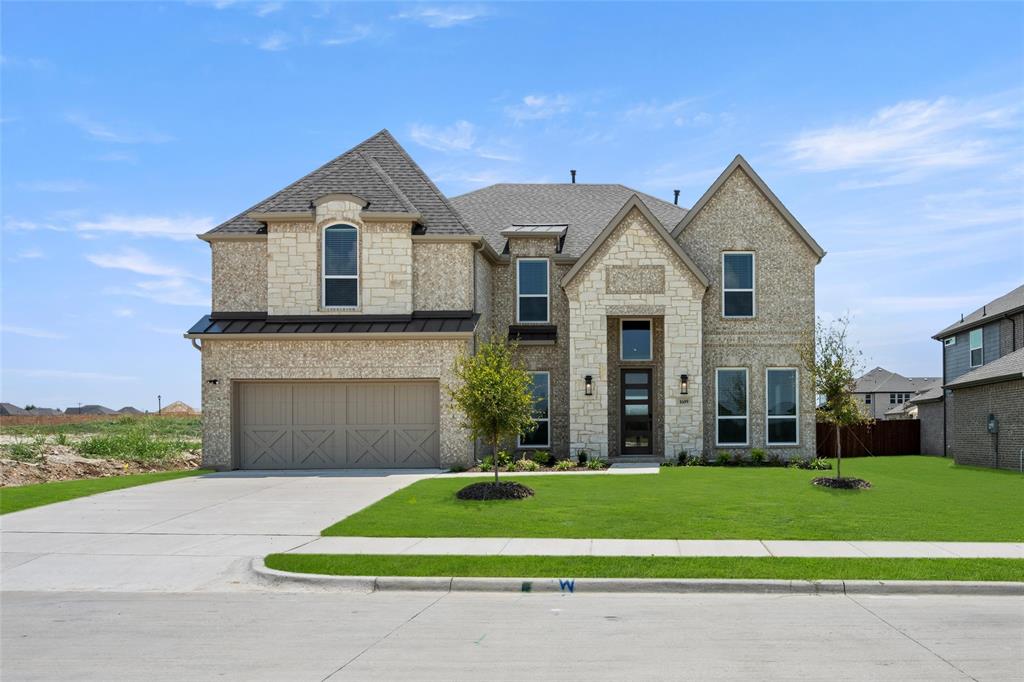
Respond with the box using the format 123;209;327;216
852;367;941;394
945;347;1024;389
933;283;1024;339
450;184;688;258
205;130;470;236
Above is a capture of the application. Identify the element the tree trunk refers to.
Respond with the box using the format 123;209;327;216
492;434;499;484
835;423;842;480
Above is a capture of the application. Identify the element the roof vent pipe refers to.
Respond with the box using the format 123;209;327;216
983;305;987;316
570;169;576;184
673;189;680;205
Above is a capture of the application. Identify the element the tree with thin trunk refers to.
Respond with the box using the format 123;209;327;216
801;315;868;480
448;337;536;485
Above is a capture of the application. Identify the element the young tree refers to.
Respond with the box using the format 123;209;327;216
802;315;868;480
448;338;536;484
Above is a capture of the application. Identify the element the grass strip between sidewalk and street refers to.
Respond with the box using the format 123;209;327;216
0;469;210;515
264;554;1024;583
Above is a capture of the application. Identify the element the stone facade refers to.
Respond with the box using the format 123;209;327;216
947;379;1023;470
211;240;267;312
678;168;817;459
199;337;472;469
564;207;704;460
412;240;474;311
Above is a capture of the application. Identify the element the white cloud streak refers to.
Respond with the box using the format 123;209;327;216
75;215;213;240
393;5;490;28
1;325;66;340
505;94;572;123
65;113;173;144
17;179;92;192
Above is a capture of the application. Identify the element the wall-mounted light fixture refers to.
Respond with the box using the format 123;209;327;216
679;374;689;395
207;379;219;385
584;375;593;396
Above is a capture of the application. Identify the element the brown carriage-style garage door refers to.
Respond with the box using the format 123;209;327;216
237;381;440;469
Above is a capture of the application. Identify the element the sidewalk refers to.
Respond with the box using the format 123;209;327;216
287;537;1024;559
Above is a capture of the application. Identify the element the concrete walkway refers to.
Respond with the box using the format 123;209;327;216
289;536;1024;558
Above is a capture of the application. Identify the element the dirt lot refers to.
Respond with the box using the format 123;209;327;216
2;448;201;486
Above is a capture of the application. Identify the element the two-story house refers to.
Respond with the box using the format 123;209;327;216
930;284;1024;469
185;130;825;470
850;367;941;421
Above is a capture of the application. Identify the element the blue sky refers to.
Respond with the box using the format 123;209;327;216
2;1;1023;411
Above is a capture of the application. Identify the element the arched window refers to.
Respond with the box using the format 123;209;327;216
323;224;358;308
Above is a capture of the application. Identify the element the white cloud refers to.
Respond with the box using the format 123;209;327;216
259;32;290;51
0;55;52;70
86;247;205;280
787;96;1021;184
410;120;476;153
95;151;136;163
505;94;572;123
17;179;92;192
1;217;64;233
104;277;209;307
9;247;45;261
5;368;138;382
322;24;373;46
65;113;173;144
113;308;135;318
393;5;489;28
75;214;213;240
254;2;282;17
146;325;187;335
0;325;66;340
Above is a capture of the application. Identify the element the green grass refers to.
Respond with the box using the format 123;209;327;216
1;415;201;439
0;469;210;514
265;554;1024;582
324;456;1024;542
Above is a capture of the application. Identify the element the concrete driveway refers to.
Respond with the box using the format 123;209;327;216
0;470;439;592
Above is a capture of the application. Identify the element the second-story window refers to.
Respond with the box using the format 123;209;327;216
323;224;358;308
969;329;983;367
517;258;549;323
865;394;871;404
722;252;755;318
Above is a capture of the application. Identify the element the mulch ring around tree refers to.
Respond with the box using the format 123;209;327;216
456;481;535;500
812;476;872;490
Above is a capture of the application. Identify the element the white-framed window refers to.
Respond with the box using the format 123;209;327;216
519;371;550;448
944;337;956;347
620;319;652;361
865;394;871;405
722;252;755;318
766;368;799;446
323;223;359;308
516;258;549;323
897;394;904;404
889;393;896;404
715;367;748;446
969;328;983;367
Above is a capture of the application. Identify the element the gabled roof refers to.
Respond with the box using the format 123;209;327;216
670;155;825;262
0;402;27;416
561;195;709;289
908;386;944;404
945;347;1024;389
853;367;941;394
204;129;470;237
932;283;1024;340
450;183;688;258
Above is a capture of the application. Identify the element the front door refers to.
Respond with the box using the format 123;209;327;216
620;369;653;455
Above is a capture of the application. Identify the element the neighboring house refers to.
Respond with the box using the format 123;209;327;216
851;367;941;420
118;406;144;415
186;130;824;471
0;403;28;416
64;405;116;415
932;284;1024;469
26;407;62;416
160;401;198;415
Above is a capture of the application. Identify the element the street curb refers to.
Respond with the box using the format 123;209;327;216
249;559;1024;595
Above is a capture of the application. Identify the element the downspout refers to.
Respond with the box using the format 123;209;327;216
941;338;948;458
190;338;202;351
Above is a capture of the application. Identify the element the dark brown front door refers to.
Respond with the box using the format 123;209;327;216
621;369;653;455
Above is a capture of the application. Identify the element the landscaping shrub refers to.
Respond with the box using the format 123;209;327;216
529;450;554;466
731;452;746;466
513;458;541;472
553;459;575;471
448;463;468;473
767;453;783;467
715;451;731;466
496;450;513;469
576;449;589;466
812;476;870;490
791;457;832;471
676;449;688;465
586;458;608;470
750;448;766;465
479;457;493;472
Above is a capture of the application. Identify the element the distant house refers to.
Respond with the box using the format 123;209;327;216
0;403;28;416
932;283;1024;469
160;401;198;415
117;406;144;415
851;367;941;421
907;387;944;455
26;407;62;416
64;404;117;416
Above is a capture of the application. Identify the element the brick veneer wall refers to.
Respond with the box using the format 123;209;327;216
916;400;944;456
948;378;1024;470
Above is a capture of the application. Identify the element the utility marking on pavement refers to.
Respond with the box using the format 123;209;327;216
559;578;575;593
521;581;532;592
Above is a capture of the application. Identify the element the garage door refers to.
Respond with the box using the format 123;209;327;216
237;382;440;469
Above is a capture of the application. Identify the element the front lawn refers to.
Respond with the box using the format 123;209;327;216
265;554;1024;582
0;469;209;514
324;457;1023;541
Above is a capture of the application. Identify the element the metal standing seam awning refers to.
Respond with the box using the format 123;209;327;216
185;311;479;337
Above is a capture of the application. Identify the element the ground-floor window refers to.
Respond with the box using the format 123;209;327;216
519;371;550;447
766;368;798;445
716;368;748;446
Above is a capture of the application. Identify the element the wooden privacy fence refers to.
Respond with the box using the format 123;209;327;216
816;420;921;457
